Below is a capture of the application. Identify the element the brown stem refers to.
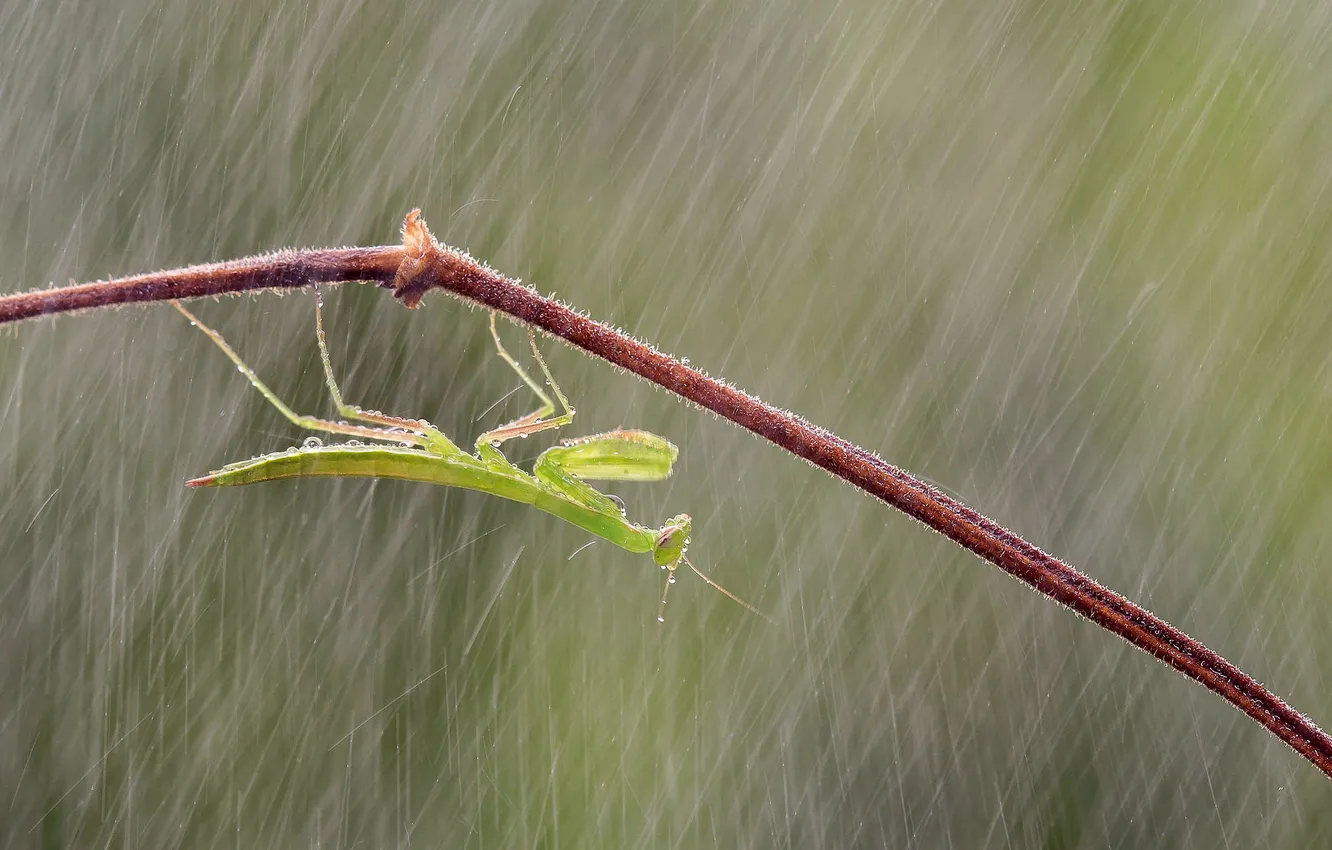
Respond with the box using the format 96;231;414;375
2;209;1329;781
0;247;404;324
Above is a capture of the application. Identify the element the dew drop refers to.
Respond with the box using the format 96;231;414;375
657;615;665;623
346;439;362;447
303;436;324;449
668;575;676;585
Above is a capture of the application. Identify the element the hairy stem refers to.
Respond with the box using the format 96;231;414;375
2;209;1329;780
0;247;403;324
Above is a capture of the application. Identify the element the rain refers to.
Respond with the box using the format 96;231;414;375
2;0;1332;846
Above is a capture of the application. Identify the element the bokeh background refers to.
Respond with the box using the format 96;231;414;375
3;0;1332;846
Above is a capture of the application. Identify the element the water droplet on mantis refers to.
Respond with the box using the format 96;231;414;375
303;436;323;449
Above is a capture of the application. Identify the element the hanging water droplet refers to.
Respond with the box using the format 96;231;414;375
303;436;323;449
668;575;676;584
657;615;665;623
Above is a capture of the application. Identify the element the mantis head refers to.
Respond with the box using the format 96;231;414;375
651;513;770;624
652;513;692;569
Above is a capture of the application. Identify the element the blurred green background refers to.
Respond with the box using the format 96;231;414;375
3;0;1332;846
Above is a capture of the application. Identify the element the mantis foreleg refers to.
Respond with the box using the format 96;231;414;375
531;430;680;518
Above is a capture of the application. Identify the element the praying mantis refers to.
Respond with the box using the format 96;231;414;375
172;293;764;622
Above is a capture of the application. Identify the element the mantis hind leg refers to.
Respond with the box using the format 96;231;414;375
311;289;462;456
476;312;575;450
173;300;427;446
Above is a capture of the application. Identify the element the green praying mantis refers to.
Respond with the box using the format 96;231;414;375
172;293;765;622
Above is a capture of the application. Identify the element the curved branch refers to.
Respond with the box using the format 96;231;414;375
2;209;1328;781
0;246;403;324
